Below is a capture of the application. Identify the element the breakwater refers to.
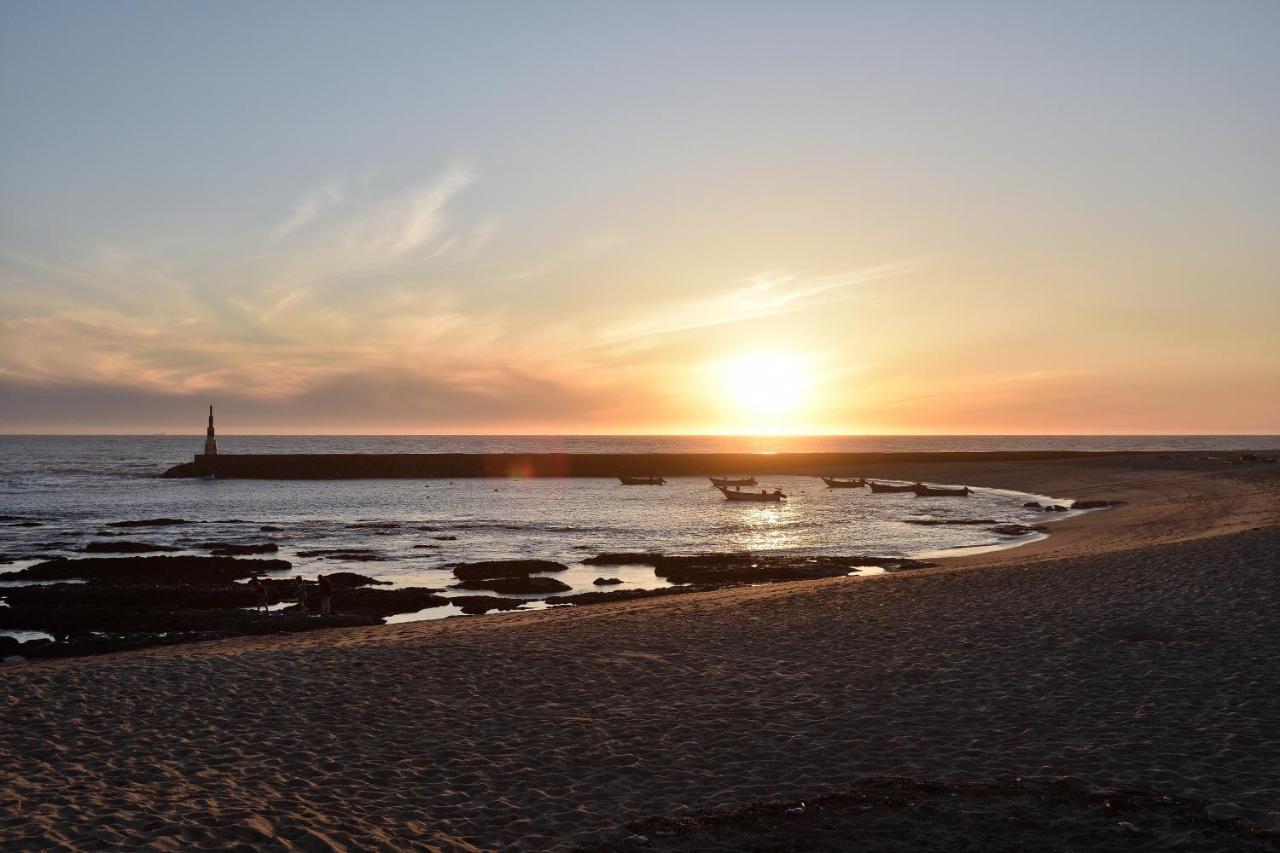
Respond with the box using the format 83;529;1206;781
161;450;1129;479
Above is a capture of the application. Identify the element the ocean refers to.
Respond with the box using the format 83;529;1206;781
2;435;1275;637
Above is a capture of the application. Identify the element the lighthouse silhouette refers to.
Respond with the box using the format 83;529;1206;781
203;405;218;456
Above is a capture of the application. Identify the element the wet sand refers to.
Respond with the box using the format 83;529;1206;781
3;455;1279;850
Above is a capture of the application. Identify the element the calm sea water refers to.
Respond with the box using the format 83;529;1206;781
2;435;1274;632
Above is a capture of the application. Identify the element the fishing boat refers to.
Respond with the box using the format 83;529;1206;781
709;475;757;487
867;481;918;494
822;476;865;488
717;486;786;502
618;475;666;485
913;483;972;497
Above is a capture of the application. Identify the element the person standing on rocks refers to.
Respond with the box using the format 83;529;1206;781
294;575;308;612
318;574;334;616
251;575;269;613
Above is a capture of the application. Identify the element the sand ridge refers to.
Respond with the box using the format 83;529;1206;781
3;457;1279;850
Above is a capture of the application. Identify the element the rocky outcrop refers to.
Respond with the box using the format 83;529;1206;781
1071;499;1124;510
107;518;191;527
449;596;529;615
580;553;933;585
451;560;569;581
322;571;391;588
545;586;714;607
16;615;382;659
295;548;388;561
10;555;292;583
905;518;998;526
583;553;662;566
453;576;572;594
83;541;179;553
989;524;1046;536
593;577;624;586
196;542;279;555
0;577;445;651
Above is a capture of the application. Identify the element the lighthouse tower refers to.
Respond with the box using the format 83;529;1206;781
203;405;218;456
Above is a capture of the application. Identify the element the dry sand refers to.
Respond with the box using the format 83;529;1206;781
3;455;1279;851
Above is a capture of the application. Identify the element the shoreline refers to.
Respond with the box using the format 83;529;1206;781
4;455;1279;849
161;448;1187;478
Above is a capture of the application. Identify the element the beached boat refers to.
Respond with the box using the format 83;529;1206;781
822;476;865;488
867;481;918;493
709;476;757;487
618;475;665;485
717;486;786;502
913;484;972;497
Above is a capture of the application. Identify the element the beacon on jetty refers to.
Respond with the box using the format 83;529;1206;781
203;405;218;456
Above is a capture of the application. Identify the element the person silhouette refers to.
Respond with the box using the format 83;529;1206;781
251;575;269;613
319;574;334;616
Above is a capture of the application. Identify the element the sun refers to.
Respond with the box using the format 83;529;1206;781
718;351;811;420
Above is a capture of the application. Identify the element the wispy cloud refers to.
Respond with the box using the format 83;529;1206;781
0;164;513;403
340;165;475;264
601;261;919;344
270;180;345;243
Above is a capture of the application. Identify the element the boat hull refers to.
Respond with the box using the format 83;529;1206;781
822;477;865;488
867;481;917;493
718;486;786;502
913;485;972;497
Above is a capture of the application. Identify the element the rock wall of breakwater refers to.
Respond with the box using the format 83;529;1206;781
161;450;1128;479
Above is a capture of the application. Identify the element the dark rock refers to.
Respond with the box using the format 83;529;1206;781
333;587;448;617
454;576;573;594
296;548;388;561
259;525;284;532
94;530;118;536
323;571;391;588
107;518;191;527
452;559;569;581
593;577;624;586
546;586;714;607
83;541;179;554
905;518;997;526
432;535;458;541
583;553;664;566
449;595;528;615
0;636;21;657
1023;501;1042;508
0;581;442;638
11;521;42;527
1071;499;1123;510
1043;505;1069;513
10;556;291;583
583;553;934;585
412;544;439;549
989;524;1046;536
196;542;279;555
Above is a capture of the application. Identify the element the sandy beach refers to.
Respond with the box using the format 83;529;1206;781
3;454;1279;850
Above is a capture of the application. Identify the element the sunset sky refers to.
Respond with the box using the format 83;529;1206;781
2;2;1278;434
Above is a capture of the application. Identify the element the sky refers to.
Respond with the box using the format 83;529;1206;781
1;1;1278;435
